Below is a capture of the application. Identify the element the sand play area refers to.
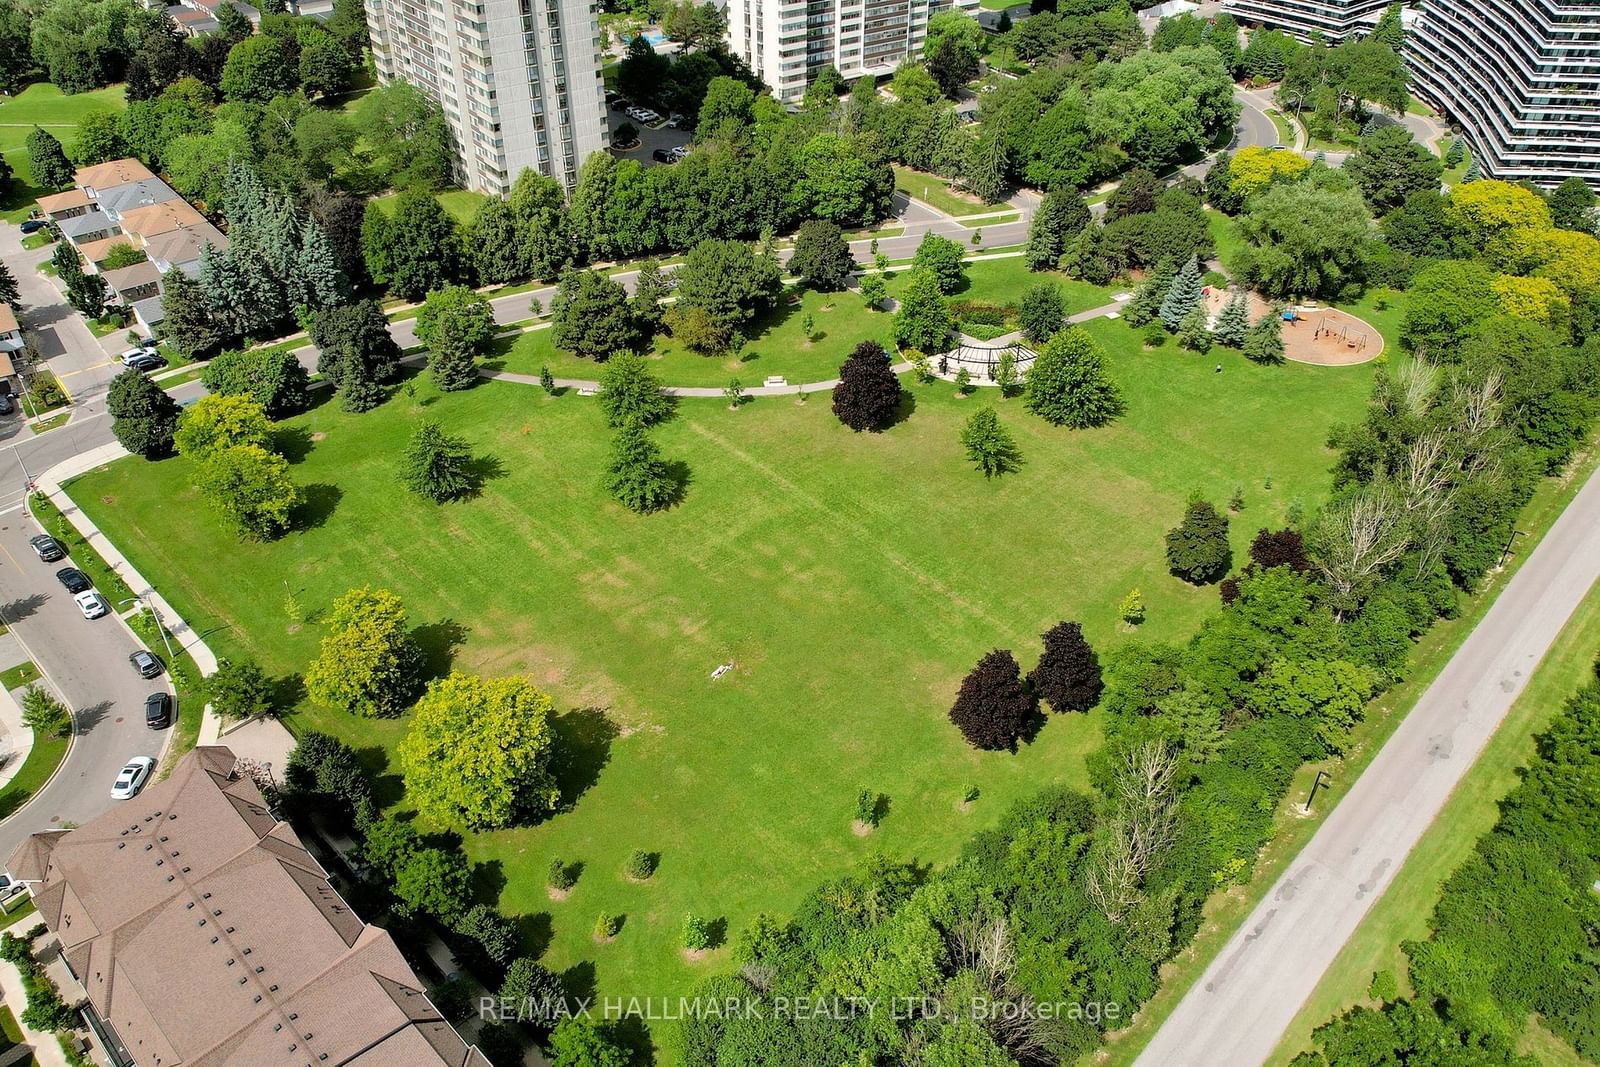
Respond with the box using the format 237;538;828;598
1201;288;1383;366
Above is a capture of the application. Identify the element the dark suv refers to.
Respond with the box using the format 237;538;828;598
55;567;91;594
29;535;65;563
145;693;172;729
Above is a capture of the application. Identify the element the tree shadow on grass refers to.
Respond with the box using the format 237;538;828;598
562;960;596;1005
705;916;729;950
549;706;619;813
454;452;508;501
518;912;554;960
660;460;693;510
885;388;917;430
301;384;338;415
274;425;315;463
292;483;343;532
355;744;405;809
270;672;306;712
613;1015;656;1065
411;618;469;680
473;858;507;906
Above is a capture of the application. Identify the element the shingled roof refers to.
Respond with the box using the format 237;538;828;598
8;747;487;1067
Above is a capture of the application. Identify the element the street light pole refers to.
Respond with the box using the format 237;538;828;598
1302;769;1329;814
119;594;177;664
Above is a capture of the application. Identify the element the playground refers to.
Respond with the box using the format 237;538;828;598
1279;306;1384;366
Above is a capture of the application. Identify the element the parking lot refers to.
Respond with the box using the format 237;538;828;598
604;96;692;168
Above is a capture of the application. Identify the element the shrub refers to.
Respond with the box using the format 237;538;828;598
548;857;577;891
594;912;621;940
683;914;713;951
625;849;657;880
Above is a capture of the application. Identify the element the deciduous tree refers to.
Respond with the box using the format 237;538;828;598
192;443;301;541
210;659;274;721
598;353;672;428
1022;327;1123;428
25;127;73;189
832;341;902;431
200;346;310;417
174;394;273;461
310;299;400;411
789;220;854;291
550;270;637;361
891;268;952;353
304;586;422;716
959;407;1019;477
417;284;493;391
1027;621;1102;713
948;649;1035;751
108;368;181;458
399;672;561;829
1018;282;1064;344
912;232;966;293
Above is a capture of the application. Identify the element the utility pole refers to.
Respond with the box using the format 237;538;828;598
1302;770;1329;815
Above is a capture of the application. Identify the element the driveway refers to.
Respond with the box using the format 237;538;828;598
0;227;124;409
1136;461;1600;1066
0;508;174;861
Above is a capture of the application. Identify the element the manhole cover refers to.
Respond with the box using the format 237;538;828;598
50;815;59;823
114;716;124;723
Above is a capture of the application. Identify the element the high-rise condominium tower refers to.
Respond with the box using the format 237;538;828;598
1221;0;1390;41
728;0;981;104
365;0;608;192
1408;0;1600;186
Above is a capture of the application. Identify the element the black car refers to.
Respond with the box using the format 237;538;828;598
610;98;630;112
652;148;675;163
129;650;163;679
0;395;12;416
126;353;165;373
28;535;65;563
54;567;91;594
145;692;172;729
19;219;45;235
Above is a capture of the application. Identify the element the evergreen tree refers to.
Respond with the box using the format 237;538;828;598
631;258;670;341
1165;498;1231;583
1177;303;1213;353
159;269;230;359
1060;224;1115;285
108;369;182;458
1549;177;1595;232
1462;155;1480;183
310;299;400;411
1242;311;1285;364
0;262;19;310
1023;328;1124;428
298;218;353;309
948;649;1035;751
400;421;475;502
602;422;677;513
831;341;902;432
1024;190;1092;271
25;128;73;189
1158;256;1203;331
1121;258;1177;328
959;407;1020;477
1211;291;1250;348
1444;137;1464;166
1027;621;1102;713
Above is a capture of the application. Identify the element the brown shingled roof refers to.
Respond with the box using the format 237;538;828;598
35;188;90;213
74;158;156;193
116;199;205;239
8;747;480;1067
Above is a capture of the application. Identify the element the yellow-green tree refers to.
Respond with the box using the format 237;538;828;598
304;586;422;716
174;394;273;461
1490;274;1570;331
1226;145;1309;197
398;673;561;829
192;444;300;541
1445;180;1551;254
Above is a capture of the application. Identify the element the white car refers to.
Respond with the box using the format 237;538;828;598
668;145;689;161
110;756;156;800
74;590;109;619
666;114;683;129
119;344;160;366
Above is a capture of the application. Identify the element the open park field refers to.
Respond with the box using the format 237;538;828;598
498;255;1121;387
0;83;126;221
67;311;1376;1051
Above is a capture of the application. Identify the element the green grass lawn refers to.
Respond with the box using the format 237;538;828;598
371;187;489;227
0;662;39;691
66;310;1376;1054
1264;108;1297;147
0;82;126;222
1268;575;1600;1066
0;1004;21;1052
496;257;1117;387
893;165;999;217
0;733;68;821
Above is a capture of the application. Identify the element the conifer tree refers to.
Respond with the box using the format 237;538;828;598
25;128;72;189
1121;258;1176;327
1024;190;1091;271
1060;224;1114;285
1158;257;1203;331
1462;155;1480;182
299;219;352;309
1212;292;1250;348
1177;304;1212;353
160;270;231;359
602;422;677;513
1242;310;1285;364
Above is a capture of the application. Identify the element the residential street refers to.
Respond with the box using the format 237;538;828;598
0;509;174;861
1136;464;1600;1066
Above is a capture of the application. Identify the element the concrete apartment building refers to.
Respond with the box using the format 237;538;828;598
35;158;228;333
728;0;982;103
1407;0;1600;187
364;0;609;192
1221;0;1389;40
8;747;486;1067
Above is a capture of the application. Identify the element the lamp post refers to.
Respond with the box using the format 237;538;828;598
1302;769;1329;815
118;593;177;664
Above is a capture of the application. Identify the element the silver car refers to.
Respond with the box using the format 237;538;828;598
110;756;156;800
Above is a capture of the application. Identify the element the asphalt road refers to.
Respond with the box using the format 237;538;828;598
1136;463;1600;1066
0;509;174;861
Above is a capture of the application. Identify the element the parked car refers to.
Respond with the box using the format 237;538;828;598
669;145;690;161
666;114;684;129
0;395;13;416
144;692;172;729
74;591;109;619
119;345;160;367
29;535;65;563
129;649;163;679
19;219;45;235
125;353;166;373
652;148;675;163
609;98;631;112
110;756;156;800
55;567;91;594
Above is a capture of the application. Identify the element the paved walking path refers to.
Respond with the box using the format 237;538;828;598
1138;461;1600;1066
